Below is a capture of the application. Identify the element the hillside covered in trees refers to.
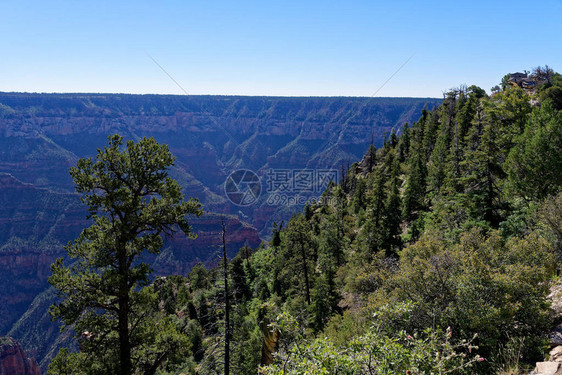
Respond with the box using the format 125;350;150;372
97;66;562;375
5;66;562;374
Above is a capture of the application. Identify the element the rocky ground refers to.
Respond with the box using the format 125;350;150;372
531;281;562;375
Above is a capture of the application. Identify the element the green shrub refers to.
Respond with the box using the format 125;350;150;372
388;228;555;367
260;310;482;375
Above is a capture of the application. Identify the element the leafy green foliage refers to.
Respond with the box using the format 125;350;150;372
254;68;561;374
261;309;482;375
390;229;554;363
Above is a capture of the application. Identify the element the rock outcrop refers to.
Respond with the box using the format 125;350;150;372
532;282;562;375
0;337;40;375
532;347;562;375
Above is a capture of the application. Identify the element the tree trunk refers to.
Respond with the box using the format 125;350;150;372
118;247;132;375
222;220;230;375
300;242;311;305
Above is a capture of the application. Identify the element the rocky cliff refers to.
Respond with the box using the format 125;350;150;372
0;173;86;334
0;93;440;232
0;337;40;375
0;172;260;336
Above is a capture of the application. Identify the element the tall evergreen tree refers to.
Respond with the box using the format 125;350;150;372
403;117;427;221
279;214;315;305
427;91;457;193
382;154;403;255
506;101;562;201
221;220;231;375
460;105;506;227
49;135;202;375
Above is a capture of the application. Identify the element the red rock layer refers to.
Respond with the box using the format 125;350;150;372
0;338;40;375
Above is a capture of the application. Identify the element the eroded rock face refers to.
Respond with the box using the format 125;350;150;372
0;174;87;334
0;172;261;335
0;93;440;235
0;338;40;375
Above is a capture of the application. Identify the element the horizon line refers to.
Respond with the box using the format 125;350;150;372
0;90;443;100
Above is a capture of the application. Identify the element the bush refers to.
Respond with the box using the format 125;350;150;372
388;228;555;367
260;309;482;374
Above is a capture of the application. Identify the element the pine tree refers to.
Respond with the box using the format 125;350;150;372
397;123;411;163
460;104;506;227
506;101;562;201
382;155;403;255
221;220;231;375
280;214;315;305
403;119;427;221
49;135;202;375
427;91;457;193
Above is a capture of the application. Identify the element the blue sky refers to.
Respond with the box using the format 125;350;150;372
1;0;561;97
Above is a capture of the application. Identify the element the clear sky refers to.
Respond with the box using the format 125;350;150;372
1;0;561;97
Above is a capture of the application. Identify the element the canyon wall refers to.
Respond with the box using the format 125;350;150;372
0;338;40;375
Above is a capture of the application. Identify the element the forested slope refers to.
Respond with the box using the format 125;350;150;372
120;67;562;374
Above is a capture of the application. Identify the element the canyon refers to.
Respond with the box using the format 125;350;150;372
0;92;440;369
